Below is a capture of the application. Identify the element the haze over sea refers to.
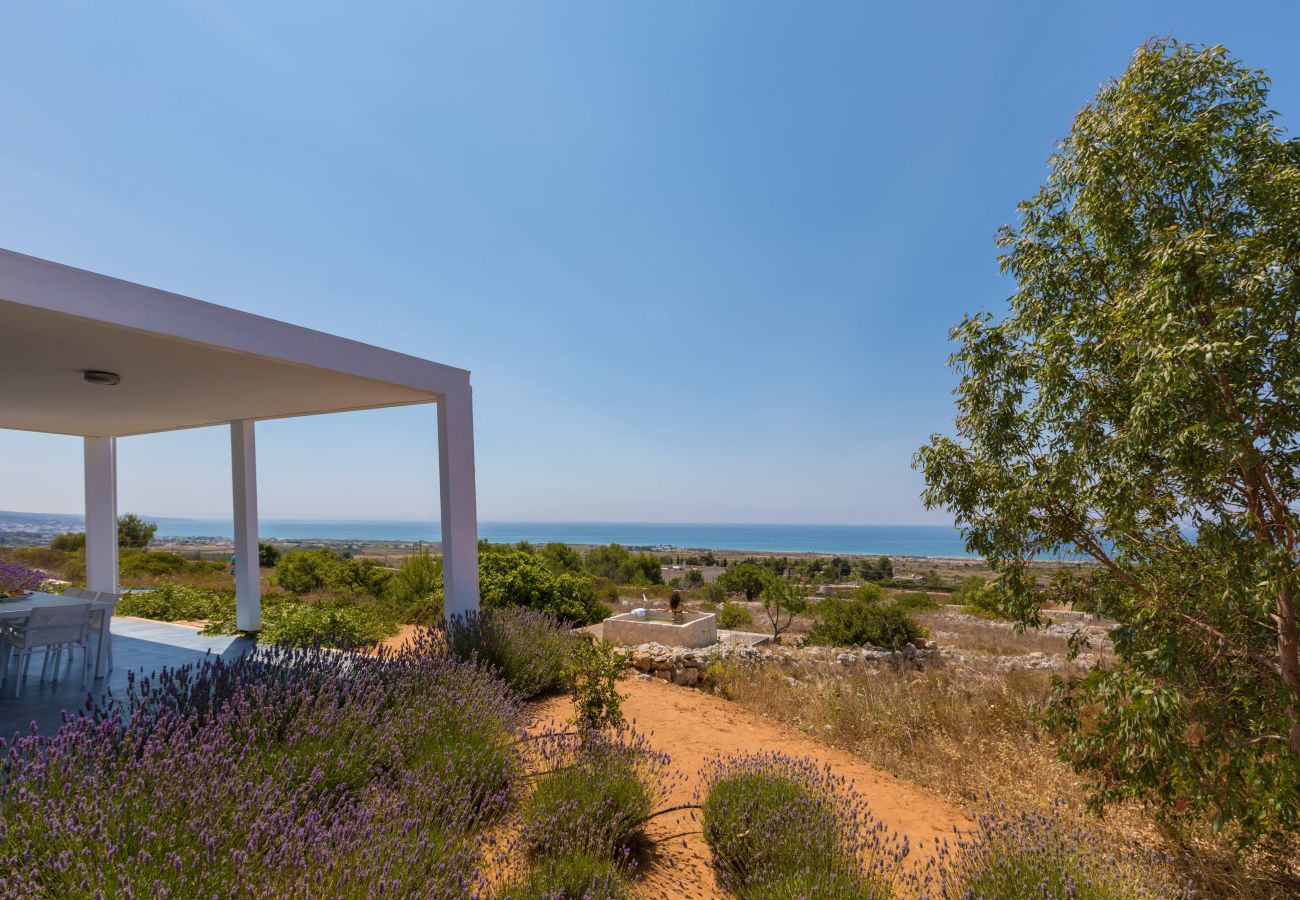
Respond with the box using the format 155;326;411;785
147;520;976;557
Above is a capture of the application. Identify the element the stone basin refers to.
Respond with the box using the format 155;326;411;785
602;610;718;649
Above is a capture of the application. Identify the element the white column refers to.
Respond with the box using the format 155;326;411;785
438;386;479;620
230;419;261;631
84;436;119;594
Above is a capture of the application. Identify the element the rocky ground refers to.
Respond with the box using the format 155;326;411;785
617;605;1116;687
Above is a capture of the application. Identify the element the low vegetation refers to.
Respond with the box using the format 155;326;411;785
701;751;897;898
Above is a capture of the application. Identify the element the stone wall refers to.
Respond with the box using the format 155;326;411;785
623;639;942;688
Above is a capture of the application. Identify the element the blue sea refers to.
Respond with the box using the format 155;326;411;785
144;519;977;557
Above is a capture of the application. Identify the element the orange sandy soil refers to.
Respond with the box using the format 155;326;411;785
378;625;972;897
530;677;972;899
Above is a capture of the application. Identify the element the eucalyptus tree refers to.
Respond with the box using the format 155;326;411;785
916;39;1300;844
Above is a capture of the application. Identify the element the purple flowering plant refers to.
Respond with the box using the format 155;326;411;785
699;751;902;899
0;630;526;898
0;560;46;594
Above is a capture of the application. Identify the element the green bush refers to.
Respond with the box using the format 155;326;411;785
852;582;886;604
259;601;393;648
717;602;753;630
701;753;890;898
446;607;578;698
481;550;606;625
566;639;629;729
274;549;342;594
500;852;629;900
116;585;233;622
120;550;222;577
2;546;68;570
50;532;86;552
388;546;443;623
520;731;669;861
892;591;941;613
806;598;925;650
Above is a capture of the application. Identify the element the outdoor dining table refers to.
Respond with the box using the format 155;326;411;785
0;591;116;679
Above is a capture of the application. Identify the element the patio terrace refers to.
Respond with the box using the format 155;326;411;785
0;617;255;739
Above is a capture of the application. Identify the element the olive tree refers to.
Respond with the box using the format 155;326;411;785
916;39;1300;845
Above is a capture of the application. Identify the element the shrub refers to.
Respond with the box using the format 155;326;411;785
259;600;393;648
116;584;233;622
50;531;86;552
566;639;630;729
388;546;443;622
500;852;629;900
481;550;606;625
274;548;342;594
0;639;525;898
853;582;886;604
521;729;672;861
915;807;1184;899
2;546;67;570
891;591;940;612
258;541;280;568
700;752;895;897
717;601;753;630
806;598;925;650
119;550;221;577
446;607;578;698
717;562;773;601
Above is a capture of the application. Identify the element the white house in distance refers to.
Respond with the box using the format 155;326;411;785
0;248;480;630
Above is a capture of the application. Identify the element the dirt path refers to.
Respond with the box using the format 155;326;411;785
529;675;972;899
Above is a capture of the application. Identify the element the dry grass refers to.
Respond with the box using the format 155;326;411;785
703;658;1296;898
914;612;1076;657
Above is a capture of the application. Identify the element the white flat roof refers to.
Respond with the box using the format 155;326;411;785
0;249;469;438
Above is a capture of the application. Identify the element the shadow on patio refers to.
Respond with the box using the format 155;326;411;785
0;617;256;739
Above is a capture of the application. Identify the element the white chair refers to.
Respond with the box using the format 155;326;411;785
86;591;116;673
59;588;115;672
0;603;93;697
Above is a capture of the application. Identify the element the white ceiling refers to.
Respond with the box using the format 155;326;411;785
0;250;464;438
0;302;439;437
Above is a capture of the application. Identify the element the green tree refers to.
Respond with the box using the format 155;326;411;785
717;562;773;601
482;550;605;625
540;542;584;575
257;542;280;568
584;544;630;581
50;532;86;552
117;514;157;549
915;39;1300;844
622;552;664;585
273;549;341;594
759;578;807;642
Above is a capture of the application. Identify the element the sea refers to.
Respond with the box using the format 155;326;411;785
141;520;979;557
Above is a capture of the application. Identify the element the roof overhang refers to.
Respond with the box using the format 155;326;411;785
0;249;469;438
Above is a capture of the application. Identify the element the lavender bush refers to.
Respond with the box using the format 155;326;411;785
519;728;677;862
447;607;579;698
910;807;1188;899
498;851;630;900
700;752;900;899
0;631;525;898
0;560;47;594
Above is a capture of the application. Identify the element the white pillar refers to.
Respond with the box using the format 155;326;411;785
230;419;261;631
438;386;479;620
84;436;119;594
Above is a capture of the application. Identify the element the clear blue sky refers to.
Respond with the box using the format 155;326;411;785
2;2;1297;525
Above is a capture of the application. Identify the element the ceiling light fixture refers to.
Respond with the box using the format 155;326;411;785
83;370;121;386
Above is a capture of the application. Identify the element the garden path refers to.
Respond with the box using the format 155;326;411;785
529;675;973;899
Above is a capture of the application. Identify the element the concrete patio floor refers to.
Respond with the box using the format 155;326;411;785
0;617;256;739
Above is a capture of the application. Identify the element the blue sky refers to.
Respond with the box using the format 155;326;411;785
2;2;1297;525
